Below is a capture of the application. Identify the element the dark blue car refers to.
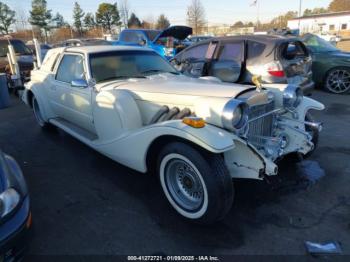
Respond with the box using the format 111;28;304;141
0;150;31;261
114;26;192;59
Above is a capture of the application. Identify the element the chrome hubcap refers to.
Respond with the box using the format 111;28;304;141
327;69;350;93
164;159;204;212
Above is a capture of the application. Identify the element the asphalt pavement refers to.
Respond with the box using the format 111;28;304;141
0;90;349;257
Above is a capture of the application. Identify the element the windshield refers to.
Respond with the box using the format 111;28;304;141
0;40;33;57
145;30;161;41
302;34;339;53
90;50;179;83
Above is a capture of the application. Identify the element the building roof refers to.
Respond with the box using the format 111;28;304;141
63;45;154;55
290;11;350;20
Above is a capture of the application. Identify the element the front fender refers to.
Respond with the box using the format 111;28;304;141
297;96;325;117
23;82;52;122
93;120;235;173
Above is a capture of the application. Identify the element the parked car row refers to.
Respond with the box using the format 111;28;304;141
171;33;350;94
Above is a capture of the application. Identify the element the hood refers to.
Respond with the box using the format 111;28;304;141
112;74;250;98
153;26;193;42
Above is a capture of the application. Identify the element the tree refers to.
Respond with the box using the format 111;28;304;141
96;2;121;33
329;0;350;12
29;0;52;39
127;13;141;28
232;21;244;28
303;7;328;16
0;2;16;34
52;12;66;28
84;12;96;30
156;14;170;30
73;2;85;35
119;0;130;29
187;0;206;35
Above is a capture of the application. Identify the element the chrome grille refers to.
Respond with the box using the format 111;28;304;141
247;101;275;148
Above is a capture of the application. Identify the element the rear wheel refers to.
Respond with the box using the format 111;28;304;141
325;67;350;94
157;142;234;224
32;96;50;129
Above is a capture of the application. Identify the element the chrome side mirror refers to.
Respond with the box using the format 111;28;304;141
71;79;88;88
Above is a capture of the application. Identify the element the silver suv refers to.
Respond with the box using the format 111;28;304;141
172;35;314;94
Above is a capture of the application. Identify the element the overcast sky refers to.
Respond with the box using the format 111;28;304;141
3;0;333;25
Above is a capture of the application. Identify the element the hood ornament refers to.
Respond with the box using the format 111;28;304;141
252;75;263;92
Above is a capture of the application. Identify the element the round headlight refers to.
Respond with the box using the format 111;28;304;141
0;188;20;218
283;85;303;109
222;99;249;131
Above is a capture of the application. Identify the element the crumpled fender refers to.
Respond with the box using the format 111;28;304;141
297;96;325;115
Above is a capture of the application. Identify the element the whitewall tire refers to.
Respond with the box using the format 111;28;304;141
157;142;234;224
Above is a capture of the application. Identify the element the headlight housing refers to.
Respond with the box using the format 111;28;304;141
0;152;27;218
0;188;20;218
222;99;249;131
283;85;303;109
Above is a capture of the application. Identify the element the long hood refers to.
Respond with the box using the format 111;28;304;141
111;74;251;98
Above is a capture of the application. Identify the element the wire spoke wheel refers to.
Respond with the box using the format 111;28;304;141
164;158;204;212
326;69;350;94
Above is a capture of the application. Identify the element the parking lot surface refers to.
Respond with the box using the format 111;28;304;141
0;90;349;256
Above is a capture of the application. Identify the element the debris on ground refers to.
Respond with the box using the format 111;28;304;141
305;241;342;254
297;160;326;185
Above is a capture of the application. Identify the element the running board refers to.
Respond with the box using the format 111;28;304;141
49;118;98;144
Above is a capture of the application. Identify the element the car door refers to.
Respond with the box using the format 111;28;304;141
50;53;95;133
208;40;244;83
174;43;210;77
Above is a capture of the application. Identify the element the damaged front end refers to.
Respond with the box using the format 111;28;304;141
223;84;324;180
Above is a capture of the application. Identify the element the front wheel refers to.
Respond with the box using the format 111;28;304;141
157;142;234;224
324;67;350;94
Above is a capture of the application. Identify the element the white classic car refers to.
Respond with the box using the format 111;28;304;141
23;46;324;224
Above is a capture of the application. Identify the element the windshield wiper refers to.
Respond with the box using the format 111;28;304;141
141;69;179;75
99;75;146;83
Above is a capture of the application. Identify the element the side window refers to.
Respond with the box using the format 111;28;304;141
0;42;8;57
56;55;85;83
218;42;243;62
282;41;307;60
181;44;209;61
247;41;266;59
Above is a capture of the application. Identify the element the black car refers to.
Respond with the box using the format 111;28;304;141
0;151;31;261
171;35;314;94
0;38;34;88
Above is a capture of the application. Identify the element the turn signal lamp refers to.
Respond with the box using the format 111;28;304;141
182;117;206;128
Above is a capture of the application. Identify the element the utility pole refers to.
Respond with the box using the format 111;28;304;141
298;0;302;31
